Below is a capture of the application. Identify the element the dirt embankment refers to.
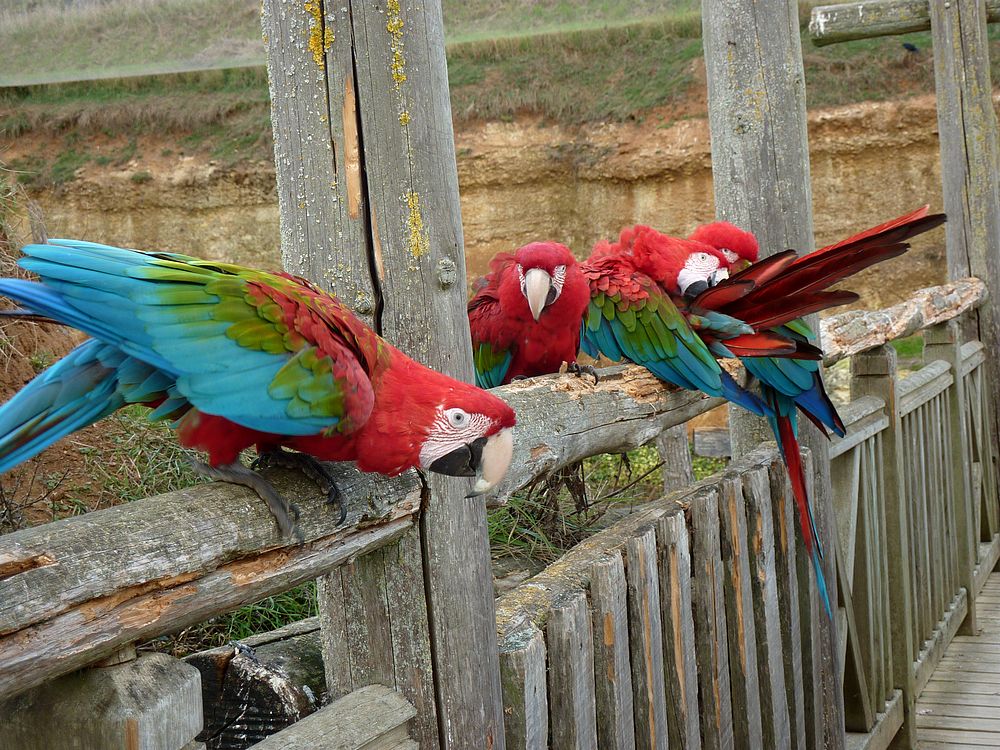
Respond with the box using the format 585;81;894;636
4;93;964;309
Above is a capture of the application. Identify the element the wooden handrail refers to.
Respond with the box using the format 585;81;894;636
810;1;1000;47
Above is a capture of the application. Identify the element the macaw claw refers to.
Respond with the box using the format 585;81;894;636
192;459;304;543
252;448;347;526
567;361;600;385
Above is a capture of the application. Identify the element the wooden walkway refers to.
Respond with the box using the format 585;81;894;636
917;573;1000;748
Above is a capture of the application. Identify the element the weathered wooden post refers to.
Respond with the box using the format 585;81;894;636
261;2;504;748
700;0;843;746
928;0;1000;497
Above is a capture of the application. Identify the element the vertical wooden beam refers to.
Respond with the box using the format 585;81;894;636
929;0;1000;455
625;527;670;750
851;346;916;749
656;512;702;750
658;425;694;493
699;0;815;455
925;321;977;636
589;554;636;750
262;2;503;747
499;626;548;750
700;1;841;744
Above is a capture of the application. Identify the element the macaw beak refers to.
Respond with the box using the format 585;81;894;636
523;268;552;321
427;428;515;496
677;267;710;298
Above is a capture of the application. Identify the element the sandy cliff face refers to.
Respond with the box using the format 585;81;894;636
10;94;955;310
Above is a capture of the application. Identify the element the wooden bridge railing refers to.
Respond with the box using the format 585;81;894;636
495;291;1000;750
0;279;987;749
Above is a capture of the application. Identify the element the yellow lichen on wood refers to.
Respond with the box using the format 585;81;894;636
305;0;333;68
398;110;411;126
405;191;429;258
386;0;407;88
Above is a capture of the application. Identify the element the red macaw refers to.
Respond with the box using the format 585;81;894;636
675;206;942;614
468;241;591;387
581;226;781;417
0;240;517;538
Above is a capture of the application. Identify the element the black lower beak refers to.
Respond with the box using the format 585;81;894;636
429;437;486;478
683;279;709;298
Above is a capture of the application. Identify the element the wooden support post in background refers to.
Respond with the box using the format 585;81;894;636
658;424;694;493
261;2;503;747
700;0;842;744
851;346;916;749
929;0;1000;482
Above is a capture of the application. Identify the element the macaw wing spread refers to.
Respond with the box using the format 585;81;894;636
12;239;376;437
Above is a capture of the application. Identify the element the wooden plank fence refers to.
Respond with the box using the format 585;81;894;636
496;304;1000;750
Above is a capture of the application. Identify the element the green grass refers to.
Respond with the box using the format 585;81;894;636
149;582;318;657
890;334;924;361
488;443;726;562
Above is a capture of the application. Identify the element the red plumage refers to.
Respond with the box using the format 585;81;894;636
469;241;591;384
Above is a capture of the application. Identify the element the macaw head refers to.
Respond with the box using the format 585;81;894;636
365;357;517;496
501;241;581;322
616;225;729;297
688;221;760;273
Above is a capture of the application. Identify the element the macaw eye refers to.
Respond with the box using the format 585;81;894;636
445;408;470;428
547;264;567;305
685;252;719;273
721;248;740;264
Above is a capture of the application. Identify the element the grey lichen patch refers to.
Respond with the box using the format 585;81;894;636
435;257;457;288
353;290;375;315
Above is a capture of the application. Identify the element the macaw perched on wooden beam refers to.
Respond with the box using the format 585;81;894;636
0;240;516;538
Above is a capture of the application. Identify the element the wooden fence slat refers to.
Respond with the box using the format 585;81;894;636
689;488;734;750
589;554;636;750
500;627;548;750
625;528;670;750
769;461;808;750
718;475;764;748
547;592;598;750
656;513;702;750
851;345;917;747
741;466;792;750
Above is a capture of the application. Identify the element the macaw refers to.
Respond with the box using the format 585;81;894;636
678;206;944;614
581;226;781;417
468;241;591;387
0;240;517;538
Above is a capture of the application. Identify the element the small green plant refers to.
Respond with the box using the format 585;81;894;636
28;351;53;372
130;170;152;184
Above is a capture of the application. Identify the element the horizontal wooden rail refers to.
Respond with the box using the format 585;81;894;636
0;469;422;701
819;278;986;365
810;0;1000;47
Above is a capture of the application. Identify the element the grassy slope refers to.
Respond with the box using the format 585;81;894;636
5;13;989;189
0;0;689;86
